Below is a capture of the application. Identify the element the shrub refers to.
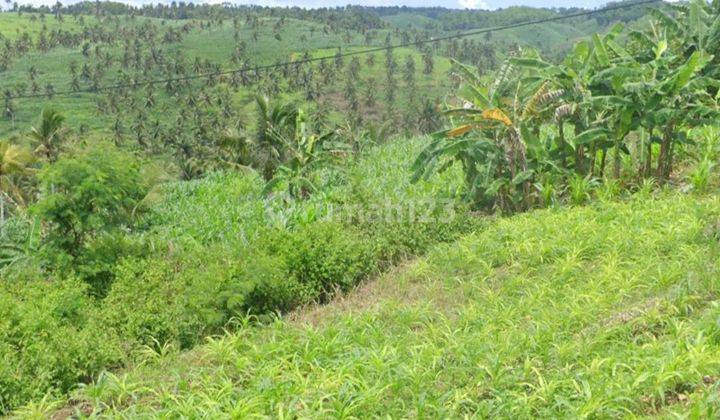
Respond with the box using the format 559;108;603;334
0;278;122;413
265;222;375;302
101;258;189;348
100;246;298;349
32;143;151;297
225;251;301;315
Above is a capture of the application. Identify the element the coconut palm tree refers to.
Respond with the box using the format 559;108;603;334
0;140;34;223
254;95;297;180
29;109;65;163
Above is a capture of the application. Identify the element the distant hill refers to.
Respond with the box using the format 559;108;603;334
0;0;657;139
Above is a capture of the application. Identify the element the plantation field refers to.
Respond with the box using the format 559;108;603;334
0;8;622;139
4;1;720;416
0;13;91;38
31;192;720;417
0;14;374;138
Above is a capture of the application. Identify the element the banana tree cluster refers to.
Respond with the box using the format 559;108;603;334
414;0;720;213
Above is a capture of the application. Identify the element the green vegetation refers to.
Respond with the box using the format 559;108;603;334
0;2;644;140
2;0;720;416
414;1;720;213
0;137;473;413
26;192;720;417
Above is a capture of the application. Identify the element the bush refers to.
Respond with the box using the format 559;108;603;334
265;222;376;301
32;143;152;297
225;251;300;315
101;246;298;349
0;278;122;412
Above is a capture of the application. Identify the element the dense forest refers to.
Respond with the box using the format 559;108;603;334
3;0;720;417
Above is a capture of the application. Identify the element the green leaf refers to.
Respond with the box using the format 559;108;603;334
674;51;711;91
605;40;632;61
592;34;610;67
509;57;551;70
589;95;633;107
707;14;720;46
572;40;591;62
628;30;656;51
591;66;640;85
512;170;534;185
649;8;681;33
605;23;625;41
654;38;668;60
573;128;610;146
452;59;482;86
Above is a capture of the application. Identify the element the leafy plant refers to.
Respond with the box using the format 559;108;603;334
263;109;342;199
32;143;151;295
688;158;714;192
0;139;34;223
568;174;598;205
412;60;545;213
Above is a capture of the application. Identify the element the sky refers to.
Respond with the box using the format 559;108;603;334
6;0;633;10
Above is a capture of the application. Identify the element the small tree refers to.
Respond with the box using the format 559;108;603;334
33;143;150;295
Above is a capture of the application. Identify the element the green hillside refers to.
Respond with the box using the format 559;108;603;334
0;4;640;139
0;14;375;138
3;0;720;416
25;192;720;418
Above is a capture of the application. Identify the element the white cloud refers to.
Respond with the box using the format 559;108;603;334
458;0;489;9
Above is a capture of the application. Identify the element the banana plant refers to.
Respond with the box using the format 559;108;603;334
621;9;719;181
509;24;629;178
414;5;720;212
263;109;340;200
412;59;550;213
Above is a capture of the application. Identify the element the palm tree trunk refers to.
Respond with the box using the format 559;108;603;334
644;126;653;178
557;120;566;168
656;123;675;182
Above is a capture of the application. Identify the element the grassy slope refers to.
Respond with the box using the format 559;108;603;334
0;10;609;139
0;12;451;138
35;192;720;418
0;13;90;38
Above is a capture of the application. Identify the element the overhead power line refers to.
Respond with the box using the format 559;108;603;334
4;0;663;101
